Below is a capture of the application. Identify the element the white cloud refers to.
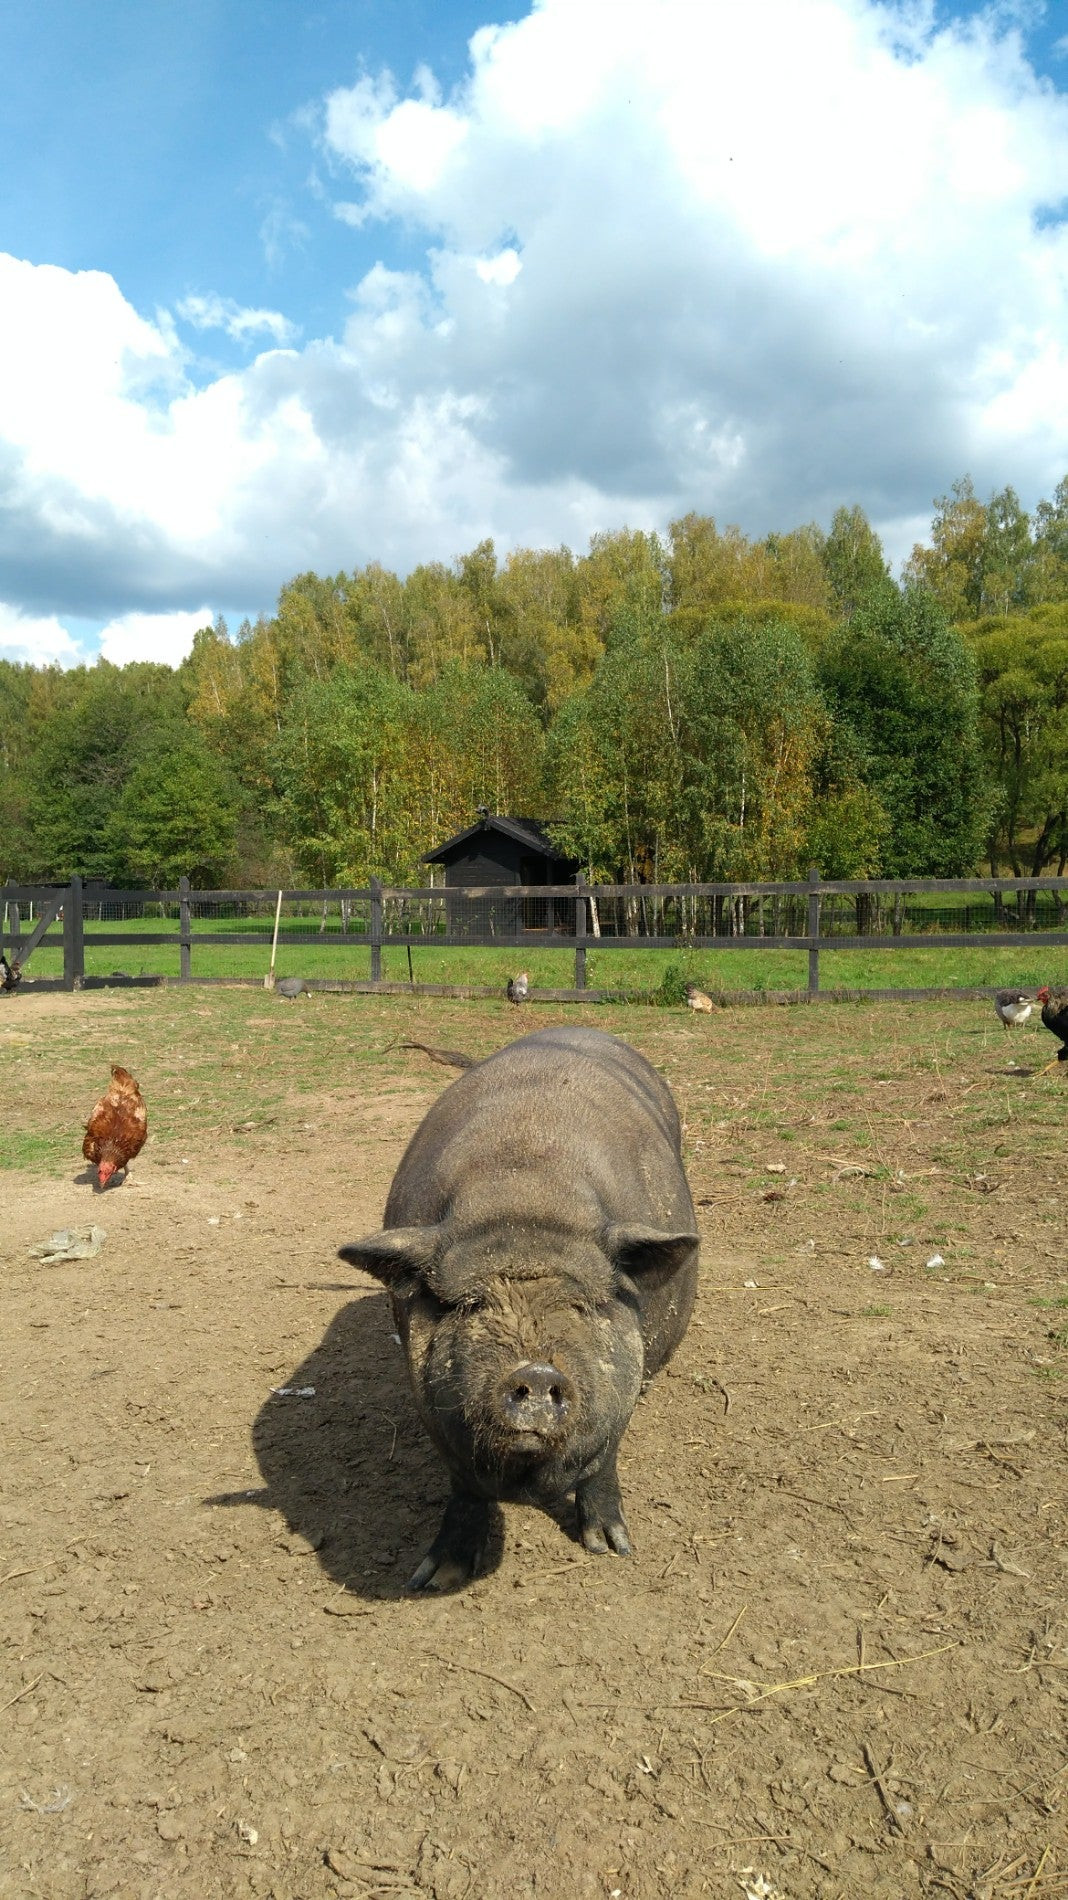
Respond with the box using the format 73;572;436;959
324;68;468;217
0;602;83;667
2;0;1068;639
96;608;215;668
475;248;522;286
175;294;297;346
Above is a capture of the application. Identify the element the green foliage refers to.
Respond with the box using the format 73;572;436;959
0;658;40;878
668;514;831;614
905;472;1068;620
21;660;191;883
273;664;416;883
817;588;990;875
672;617;827;879
414;662;546;849
548;614;827;883
820;505;893;619
113;724;240;887
272;659;545;883
545;654;666;883
654;957;694;1007
805;783;891;879
960;605;1068;875
668;598;836;648
13;484;1068;891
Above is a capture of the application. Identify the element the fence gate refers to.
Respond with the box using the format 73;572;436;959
2;881;82;989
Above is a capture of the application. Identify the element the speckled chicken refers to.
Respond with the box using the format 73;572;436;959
82;1065;148;1187
1037;986;1068;1073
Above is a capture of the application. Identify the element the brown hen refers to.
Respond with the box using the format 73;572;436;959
83;1065;148;1187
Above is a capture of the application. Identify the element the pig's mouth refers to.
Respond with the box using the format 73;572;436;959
485;1429;609;1505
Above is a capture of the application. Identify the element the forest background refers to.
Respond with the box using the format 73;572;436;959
3;474;1067;894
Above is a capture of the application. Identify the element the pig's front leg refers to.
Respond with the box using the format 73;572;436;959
575;1447;632;1555
408;1487;493;1592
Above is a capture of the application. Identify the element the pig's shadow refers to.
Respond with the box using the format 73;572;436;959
206;1290;509;1598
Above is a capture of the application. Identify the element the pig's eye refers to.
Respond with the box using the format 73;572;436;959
411;1283;451;1318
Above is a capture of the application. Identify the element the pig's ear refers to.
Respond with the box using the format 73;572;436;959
605;1224;698;1284
338;1227;438;1285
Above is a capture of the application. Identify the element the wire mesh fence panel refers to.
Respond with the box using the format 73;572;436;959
591;887;811;940
815;887;1067;938
380;893;449;938
185;893;374;940
381;889;575;940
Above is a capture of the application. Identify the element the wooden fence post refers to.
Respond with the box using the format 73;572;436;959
63;876;84;990
370;877;383;984
179;877;192;982
807;864;821;997
574;873;587;991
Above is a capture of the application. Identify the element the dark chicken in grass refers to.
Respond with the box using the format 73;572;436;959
1036;987;1068;1073
83;1065;148;1187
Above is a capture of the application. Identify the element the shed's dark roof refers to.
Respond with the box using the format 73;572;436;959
424;814;573;865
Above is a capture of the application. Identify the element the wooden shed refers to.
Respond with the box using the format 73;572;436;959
424;810;578;935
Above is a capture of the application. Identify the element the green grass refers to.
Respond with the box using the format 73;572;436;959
0;1129;70;1171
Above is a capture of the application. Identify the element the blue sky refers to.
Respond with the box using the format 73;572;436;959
0;0;1066;668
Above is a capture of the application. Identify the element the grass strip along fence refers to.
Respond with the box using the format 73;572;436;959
2;871;1067;1004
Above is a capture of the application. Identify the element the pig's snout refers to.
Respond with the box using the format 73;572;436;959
497;1362;574;1437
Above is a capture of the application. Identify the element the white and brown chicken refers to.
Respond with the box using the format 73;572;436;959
993;989;1033;1030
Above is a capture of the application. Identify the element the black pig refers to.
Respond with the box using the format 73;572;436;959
339;1025;698;1589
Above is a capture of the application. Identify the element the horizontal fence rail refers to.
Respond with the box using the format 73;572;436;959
2;870;1066;999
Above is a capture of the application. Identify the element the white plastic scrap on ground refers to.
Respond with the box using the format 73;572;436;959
271;1385;316;1399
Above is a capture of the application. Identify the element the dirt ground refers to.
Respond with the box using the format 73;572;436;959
1;985;1066;1900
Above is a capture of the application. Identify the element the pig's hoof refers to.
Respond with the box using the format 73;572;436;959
408;1550;477;1592
575;1475;632;1556
407;1495;491;1592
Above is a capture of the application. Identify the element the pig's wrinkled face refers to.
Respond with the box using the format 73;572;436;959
393;1269;645;1504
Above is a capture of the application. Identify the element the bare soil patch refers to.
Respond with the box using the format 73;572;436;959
1;986;1066;1899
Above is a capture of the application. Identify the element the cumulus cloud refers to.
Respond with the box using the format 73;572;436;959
96;607;216;668
319;0;1068;557
0;602;83;667
2;0;1068;641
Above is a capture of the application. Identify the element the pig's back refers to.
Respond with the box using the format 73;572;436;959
385;1026;692;1234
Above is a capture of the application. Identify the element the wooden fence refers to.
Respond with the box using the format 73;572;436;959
2;870;1066;1000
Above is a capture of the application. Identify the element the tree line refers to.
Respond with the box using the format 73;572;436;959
1;479;1066;892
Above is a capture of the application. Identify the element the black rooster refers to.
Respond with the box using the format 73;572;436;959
0;951;22;993
1037;986;1068;1073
